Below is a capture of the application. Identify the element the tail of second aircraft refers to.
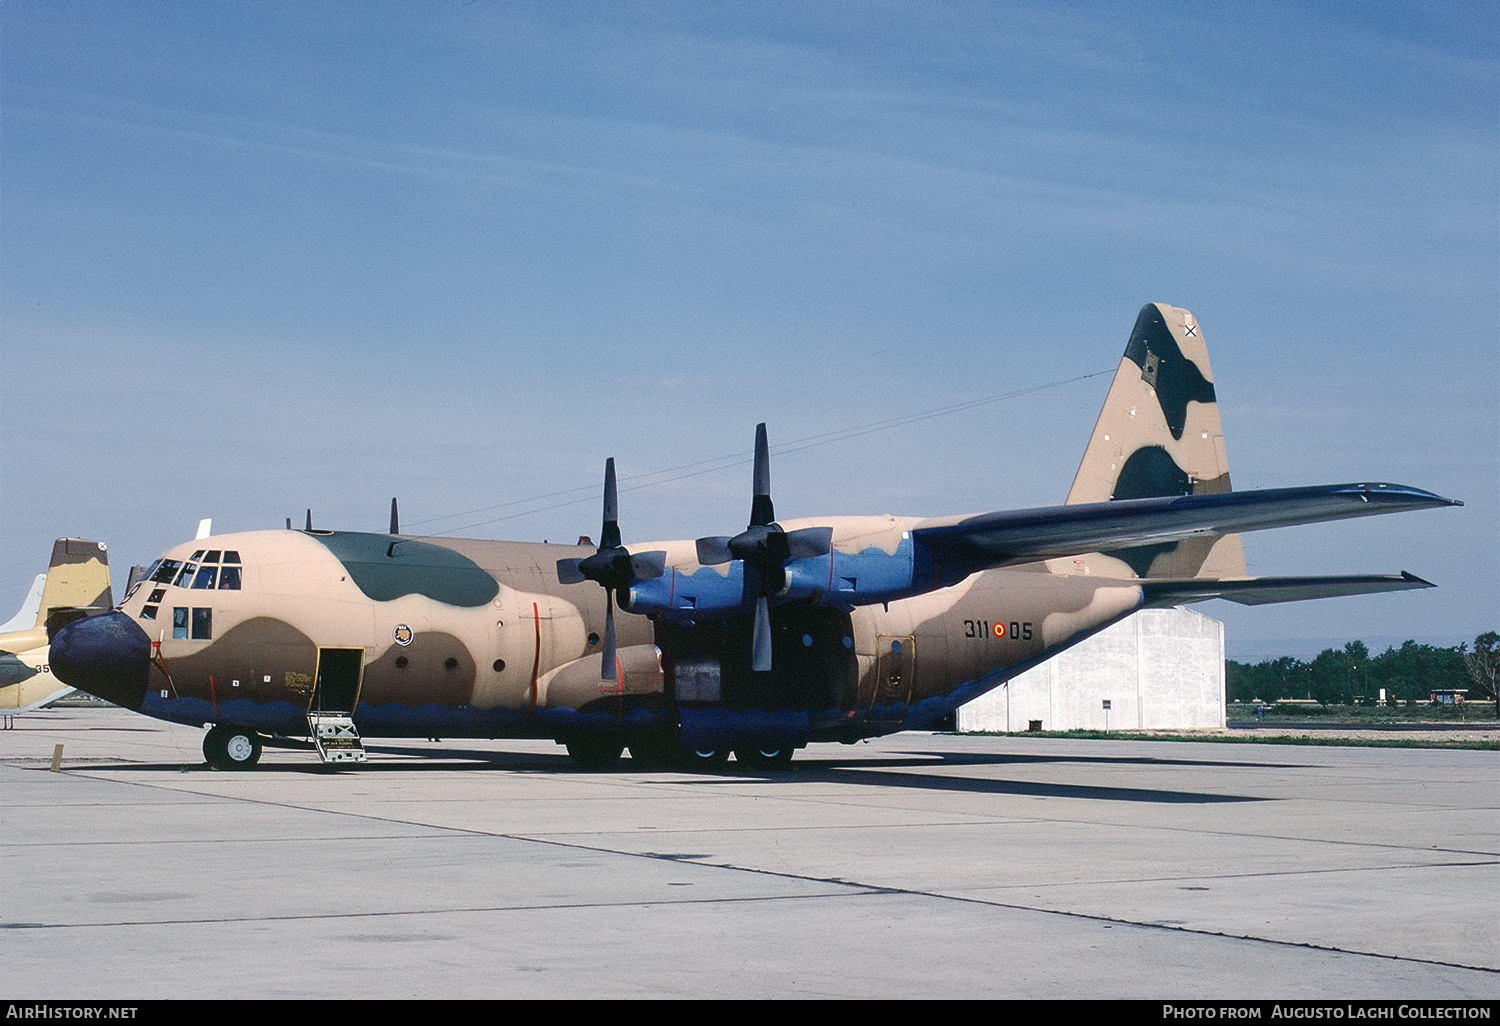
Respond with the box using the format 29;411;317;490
1065;303;1248;580
37;539;113;635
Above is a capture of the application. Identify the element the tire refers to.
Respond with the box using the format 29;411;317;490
566;736;624;769
204;725;262;770
734;745;794;770
678;746;731;769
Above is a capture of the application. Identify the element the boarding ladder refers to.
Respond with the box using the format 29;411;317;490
307;712;367;764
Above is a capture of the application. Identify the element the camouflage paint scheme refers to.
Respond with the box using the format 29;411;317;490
50;306;1459;763
1;540;112;714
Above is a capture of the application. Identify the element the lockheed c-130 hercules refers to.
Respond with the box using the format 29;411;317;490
51;304;1460;770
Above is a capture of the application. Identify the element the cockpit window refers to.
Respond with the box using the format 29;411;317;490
204;550;222;563
173;563;198;588
150;560;182;585
223;551;241;564
217;565;242;590
191;550;205;561
191;566;218;589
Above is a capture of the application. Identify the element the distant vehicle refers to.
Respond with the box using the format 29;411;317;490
51;305;1458;769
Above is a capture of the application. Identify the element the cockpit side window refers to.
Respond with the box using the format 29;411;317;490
150;560;182;585
173;563;198;588
191;566;218;589
217;565;242;590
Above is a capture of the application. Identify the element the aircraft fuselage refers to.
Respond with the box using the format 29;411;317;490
91;523;1142;752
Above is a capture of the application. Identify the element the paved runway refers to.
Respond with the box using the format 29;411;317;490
2;707;1496;999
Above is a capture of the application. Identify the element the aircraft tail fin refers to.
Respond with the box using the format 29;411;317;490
37;539;113;633
1065;304;1247;579
1;575;46;635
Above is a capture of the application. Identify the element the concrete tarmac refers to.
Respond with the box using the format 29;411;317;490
1;707;1496;1000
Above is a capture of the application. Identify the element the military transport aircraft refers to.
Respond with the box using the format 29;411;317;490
2;539;113;720
50;305;1460;770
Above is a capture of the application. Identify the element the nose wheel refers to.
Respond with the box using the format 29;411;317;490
204;725;263;770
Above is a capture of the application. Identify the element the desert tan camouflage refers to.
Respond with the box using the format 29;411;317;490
1;539;112;714
48;306;1458;768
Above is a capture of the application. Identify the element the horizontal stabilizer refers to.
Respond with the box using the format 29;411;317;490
1142;572;1435;607
913;483;1459;585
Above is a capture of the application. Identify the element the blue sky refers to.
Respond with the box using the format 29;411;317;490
2;1;1496;655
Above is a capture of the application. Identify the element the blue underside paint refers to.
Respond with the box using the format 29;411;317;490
137;602;1143;746
628;538;921;620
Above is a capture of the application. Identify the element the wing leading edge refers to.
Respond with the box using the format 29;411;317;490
911;482;1460;588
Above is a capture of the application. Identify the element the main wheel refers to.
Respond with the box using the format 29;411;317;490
204;725;262;770
678;746;731;769
734;745;794;770
565;736;624;769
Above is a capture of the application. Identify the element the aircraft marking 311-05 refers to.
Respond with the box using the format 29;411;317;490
50;305;1461;770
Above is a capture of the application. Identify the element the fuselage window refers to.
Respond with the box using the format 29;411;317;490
191;566;218;589
191;608;212;640
151;560;182;585
217;565;242;590
172;607;189;640
148;589;166;603
173;563;198;588
141;605;158;620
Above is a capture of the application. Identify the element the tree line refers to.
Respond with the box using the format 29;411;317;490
1227;632;1499;710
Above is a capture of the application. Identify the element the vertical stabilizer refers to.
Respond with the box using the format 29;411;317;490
1;575;46;635
1066;304;1247;579
37;539;113;629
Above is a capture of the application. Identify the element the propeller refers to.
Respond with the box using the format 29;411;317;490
695;424;832;672
556;459;667;681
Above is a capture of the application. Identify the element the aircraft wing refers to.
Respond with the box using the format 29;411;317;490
1140;572;1435;607
912;483;1459;586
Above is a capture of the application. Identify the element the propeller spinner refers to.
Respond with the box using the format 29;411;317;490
557;459;666;681
695;424;832;672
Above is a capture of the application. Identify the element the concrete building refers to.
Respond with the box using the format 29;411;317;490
957;607;1225;733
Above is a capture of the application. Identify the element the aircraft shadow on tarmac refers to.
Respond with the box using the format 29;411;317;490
72;744;1273;804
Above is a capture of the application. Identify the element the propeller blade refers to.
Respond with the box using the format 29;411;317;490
749;423;775;527
752;595;772;672
599;457;621;550
630;550;668;581
695;536;734;566
389;498;400;535
556;558;587;585
601;591;619;682
786;526;834;560
305;509;313;531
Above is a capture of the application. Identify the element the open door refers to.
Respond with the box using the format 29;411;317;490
308;647;367;764
311;647;364;713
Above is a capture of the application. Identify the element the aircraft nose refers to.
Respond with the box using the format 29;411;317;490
50;611;152;711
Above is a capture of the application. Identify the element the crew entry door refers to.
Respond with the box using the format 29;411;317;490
311;647;365;714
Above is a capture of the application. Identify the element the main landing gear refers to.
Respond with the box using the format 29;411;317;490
203;724;263;770
733;745;794;770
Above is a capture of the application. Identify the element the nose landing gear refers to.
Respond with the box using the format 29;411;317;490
204;724;263;770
